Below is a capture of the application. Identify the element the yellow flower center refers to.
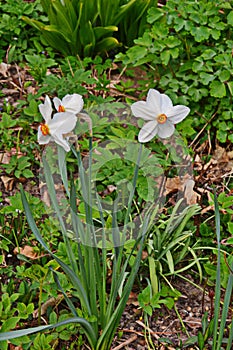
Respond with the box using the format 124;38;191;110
157;113;167;124
58;105;65;112
40;123;50;136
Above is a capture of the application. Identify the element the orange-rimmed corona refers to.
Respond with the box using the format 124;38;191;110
58;105;65;112
40;123;50;136
157;113;167;124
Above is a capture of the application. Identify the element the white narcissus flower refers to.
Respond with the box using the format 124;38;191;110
53;93;84;114
131;89;190;142
38;95;77;152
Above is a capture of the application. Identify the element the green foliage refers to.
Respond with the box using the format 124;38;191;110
1;0;233;347
0;113;17;149
0;101;40;174
0;192;44;219
145;201;202;293
200;191;233;247
116;0;233;144
0;292;34;350
22;0;157;58
185;194;233;350
117;0;158;47
25;54;57;83
29;333;54;350
9;145;150;350
204;251;233;289
2;155;34;179
138;284;181;316
91;138;165;207
0;0;46;61
36;56;114;102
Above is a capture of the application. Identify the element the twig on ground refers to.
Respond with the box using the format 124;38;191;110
136;320;160;340
111;335;138;350
189;109;218;150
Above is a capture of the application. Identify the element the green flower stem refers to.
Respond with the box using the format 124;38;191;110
70;180;88;290
212;191;221;350
20;187;92;317
95;194;107;327
71;140;104;335
58;145;69;197
43;157;79;277
123;142;143;241
105;143;143;323
174;303;190;337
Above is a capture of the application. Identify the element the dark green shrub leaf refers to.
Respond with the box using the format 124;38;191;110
200;72;215;85
216;129;227;143
227;81;233;95
210;80;226;98
147;8;163;24
227;10;233;25
190;26;210;41
1;317;20;332
126;46;148;64
201;49;216;60
218;70;231;82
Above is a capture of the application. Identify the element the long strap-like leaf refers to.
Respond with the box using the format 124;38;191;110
212;191;221;350
20;187;91;316
0;317;96;347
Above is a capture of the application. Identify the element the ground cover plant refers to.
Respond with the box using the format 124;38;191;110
0;0;232;349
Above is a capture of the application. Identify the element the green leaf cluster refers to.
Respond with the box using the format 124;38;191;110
0;292;34;350
2;155;34;179
35;56;114;102
22;0;157;58
116;0;233;144
146;201;202;293
0;0;46;61
138;284;181;316
2;143;151;350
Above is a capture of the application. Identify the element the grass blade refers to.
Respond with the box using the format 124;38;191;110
20;186;91;315
0;317;96;347
217;261;233;349
212;191;221;350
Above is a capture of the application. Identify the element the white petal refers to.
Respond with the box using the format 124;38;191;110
39;96;52;123
160;93;173;113
131;101;155;121
167;106;190;124
138;120;158;143
53;97;62;111
157;121;175;138
52;134;71;152
49;112;77;135
62;94;84;114
146;89;161;116
38;127;51;144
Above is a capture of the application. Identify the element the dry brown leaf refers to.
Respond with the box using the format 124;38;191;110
228;150;233;159
194;154;202;171
33;295;63;318
39;182;51;207
184;179;201;205
2;88;19;95
0;152;11;164
213;145;229;162
127;291;139;306
165;175;200;205
0;149;25;165
165;177;183;193
14;246;38;259
0;62;9;77
184;316;202;329
1;175;14;191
